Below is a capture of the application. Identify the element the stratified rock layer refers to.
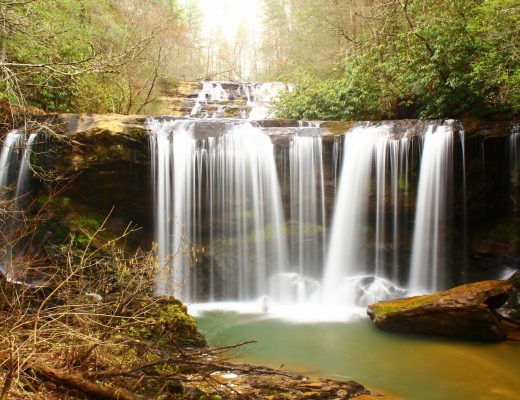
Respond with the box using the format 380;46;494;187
367;280;513;341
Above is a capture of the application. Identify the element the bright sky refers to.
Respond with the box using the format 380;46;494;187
191;0;263;41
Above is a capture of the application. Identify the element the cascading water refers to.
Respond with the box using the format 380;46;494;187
323;125;390;305
0;131;42;277
190;82;229;118
0;130;23;190
244;82;292;120
149;119;289;302
409;122;455;294
271;134;327;304
322;124;413;306
189;81;291;120
289;135;326;276
149;117;471;314
15;133;38;205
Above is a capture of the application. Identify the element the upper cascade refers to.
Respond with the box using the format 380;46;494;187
189;81;292;120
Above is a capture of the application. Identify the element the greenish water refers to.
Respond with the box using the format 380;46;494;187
196;311;520;400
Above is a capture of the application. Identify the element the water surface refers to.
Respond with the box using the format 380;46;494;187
197;310;520;400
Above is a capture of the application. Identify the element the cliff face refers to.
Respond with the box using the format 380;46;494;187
26;114;519;289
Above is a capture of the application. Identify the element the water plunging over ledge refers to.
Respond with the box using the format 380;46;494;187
1;114;517;321
0;131;47;277
145;116;505;320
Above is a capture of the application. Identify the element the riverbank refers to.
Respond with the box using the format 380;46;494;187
0;269;388;400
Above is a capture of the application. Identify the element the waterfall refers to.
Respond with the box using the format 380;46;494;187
374;136;388;277
149;119;288;302
409;122;454;294
321;122;461;306
148;119;462;309
0;130;23;190
0;130;22;275
2;109;515;320
15;133;38;205
322;124;401;305
1;131;40;277
270;135;327;303
189;81;291;119
191;82;229;117
245;82;292;120
289;135;326;276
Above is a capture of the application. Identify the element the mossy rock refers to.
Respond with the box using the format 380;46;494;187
368;280;513;341
125;296;207;348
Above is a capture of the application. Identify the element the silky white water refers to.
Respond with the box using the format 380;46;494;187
148;119;469;317
409;122;454;294
0;131;42;276
0;130;23;189
323;125;390;305
149;119;288;302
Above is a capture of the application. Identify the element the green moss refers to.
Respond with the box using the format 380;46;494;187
76;235;90;245
321;121;356;135
53;225;71;242
126;301;202;346
73;216;101;231
286;220;326;236
38;194;71;208
370;295;433;317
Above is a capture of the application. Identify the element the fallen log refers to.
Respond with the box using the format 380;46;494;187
0;347;148;400
30;362;147;400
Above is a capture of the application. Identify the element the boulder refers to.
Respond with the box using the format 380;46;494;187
367;280;513;341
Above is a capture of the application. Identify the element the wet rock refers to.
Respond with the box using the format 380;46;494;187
498;271;520;323
367;280;513;341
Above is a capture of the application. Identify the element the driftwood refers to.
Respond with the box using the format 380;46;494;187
31;362;147;400
30;362;145;400
0;348;147;400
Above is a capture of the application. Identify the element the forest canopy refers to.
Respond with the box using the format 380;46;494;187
0;0;204;114
268;0;520;120
0;0;518;120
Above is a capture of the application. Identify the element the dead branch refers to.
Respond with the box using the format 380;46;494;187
30;361;147;400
